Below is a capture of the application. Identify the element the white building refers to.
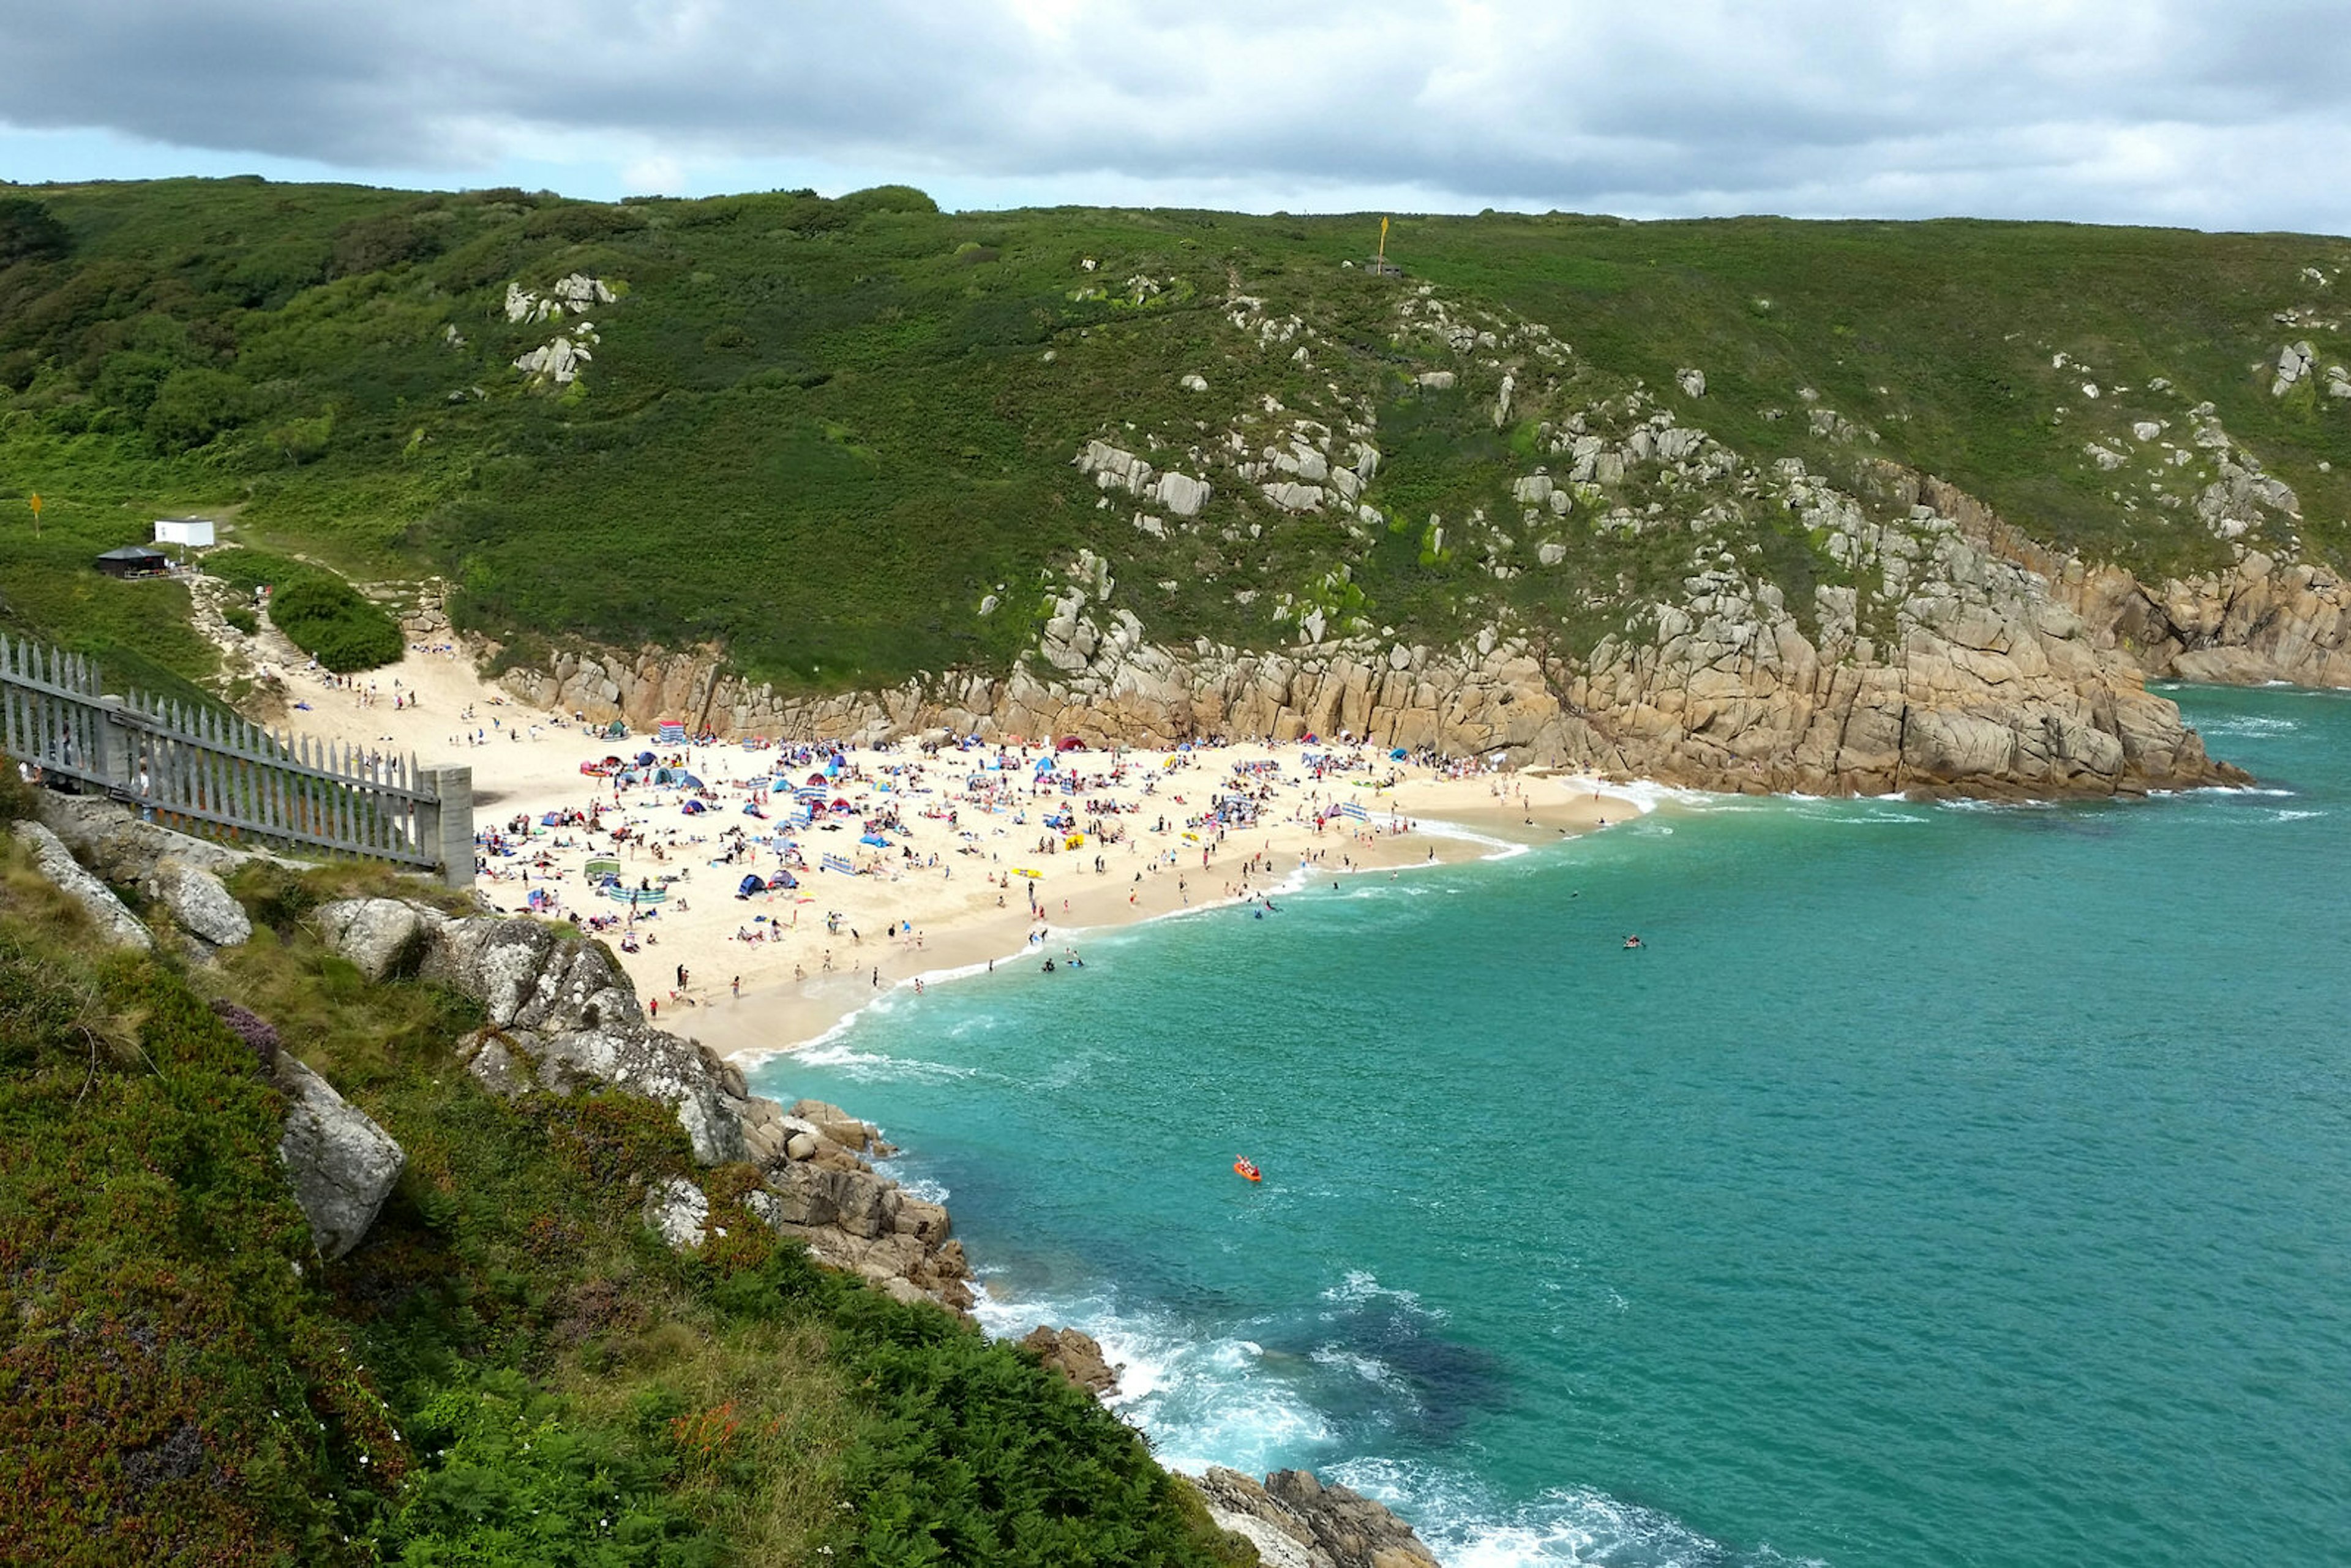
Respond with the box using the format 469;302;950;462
152;517;216;549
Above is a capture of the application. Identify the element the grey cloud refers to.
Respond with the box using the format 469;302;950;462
1;0;2344;229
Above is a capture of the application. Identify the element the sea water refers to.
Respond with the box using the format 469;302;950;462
751;685;2351;1566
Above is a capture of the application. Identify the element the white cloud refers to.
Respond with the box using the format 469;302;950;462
0;0;2344;230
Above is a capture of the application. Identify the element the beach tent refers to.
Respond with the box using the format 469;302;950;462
737;873;765;898
637;751;658;767
1034;756;1056;773
601;720;628;740
539;811;565;825
1390;747;1409;759
859;833;891;847
1057;735;1086;751
681;800;708;816
768;871;798;890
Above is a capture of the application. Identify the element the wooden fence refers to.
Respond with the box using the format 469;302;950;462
0;632;473;886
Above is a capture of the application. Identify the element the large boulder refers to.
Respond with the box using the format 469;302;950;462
1020;1325;1121;1397
316;898;442;981
11;821;152;950
275;1057;405;1261
146;859;250;948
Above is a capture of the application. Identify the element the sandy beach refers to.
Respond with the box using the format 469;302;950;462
261;640;1643;1059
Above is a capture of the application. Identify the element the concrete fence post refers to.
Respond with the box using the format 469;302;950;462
95;696;135;795
418;762;476;888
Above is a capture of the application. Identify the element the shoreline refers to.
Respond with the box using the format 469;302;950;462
257;642;1657;1062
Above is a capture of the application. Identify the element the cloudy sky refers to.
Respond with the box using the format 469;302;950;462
2;0;2346;231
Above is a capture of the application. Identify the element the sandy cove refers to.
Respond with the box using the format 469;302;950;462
262;643;1640;1059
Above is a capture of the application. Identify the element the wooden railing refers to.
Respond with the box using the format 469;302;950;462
0;632;473;887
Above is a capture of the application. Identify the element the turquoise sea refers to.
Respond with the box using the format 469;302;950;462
750;686;2351;1567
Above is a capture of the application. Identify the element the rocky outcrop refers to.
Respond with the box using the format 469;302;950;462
414;915;753;1164
1021;1326;1120;1396
643;1176;710;1250
11;820;153;950
321;904;975;1308
276;1056;405;1261
497;473;2238;798
31;795;271;950
1187;1468;1439;1568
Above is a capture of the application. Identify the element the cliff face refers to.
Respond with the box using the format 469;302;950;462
497;468;2248;799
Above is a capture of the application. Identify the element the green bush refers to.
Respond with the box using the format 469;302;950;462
223;604;260;636
382;1371;718;1567
0;197;70;266
268;577;403;672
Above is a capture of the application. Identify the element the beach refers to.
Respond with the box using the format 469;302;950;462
263;642;1633;1059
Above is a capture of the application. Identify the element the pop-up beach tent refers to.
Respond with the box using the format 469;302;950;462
736;873;765;897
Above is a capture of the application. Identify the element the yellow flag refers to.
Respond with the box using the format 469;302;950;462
26;493;39;517
1381;217;1389;239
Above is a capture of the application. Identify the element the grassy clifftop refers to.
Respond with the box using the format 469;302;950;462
2;178;2347;692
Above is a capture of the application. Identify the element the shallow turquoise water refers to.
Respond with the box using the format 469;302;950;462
751;686;2351;1566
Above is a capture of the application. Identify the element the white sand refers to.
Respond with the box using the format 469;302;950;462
263;643;1643;1059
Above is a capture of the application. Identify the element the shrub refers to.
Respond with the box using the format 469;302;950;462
330;212;448;278
143;366;252;451
0;197;70;266
268;577;403;672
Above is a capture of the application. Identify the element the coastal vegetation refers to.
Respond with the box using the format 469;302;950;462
0;792;1247;1566
2;178;2346;699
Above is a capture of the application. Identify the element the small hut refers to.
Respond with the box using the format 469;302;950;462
96;544;169;579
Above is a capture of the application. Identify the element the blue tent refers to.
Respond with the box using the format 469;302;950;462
860;833;891;847
637;751;658;766
681;799;708;815
737;873;765;897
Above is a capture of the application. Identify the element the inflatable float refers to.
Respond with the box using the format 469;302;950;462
1233;1157;1262;1183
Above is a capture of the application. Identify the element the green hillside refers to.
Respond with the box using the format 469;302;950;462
2;178;2347;691
0;782;1247;1567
